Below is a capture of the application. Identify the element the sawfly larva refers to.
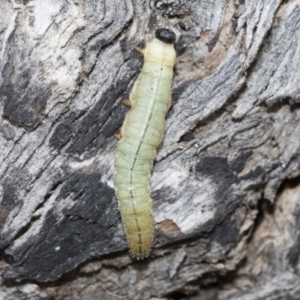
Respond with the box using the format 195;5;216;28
113;28;176;259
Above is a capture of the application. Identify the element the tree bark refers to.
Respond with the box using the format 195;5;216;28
1;0;300;299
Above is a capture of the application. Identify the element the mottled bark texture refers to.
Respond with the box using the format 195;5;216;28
0;0;300;299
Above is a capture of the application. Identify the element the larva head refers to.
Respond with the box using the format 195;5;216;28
155;28;176;44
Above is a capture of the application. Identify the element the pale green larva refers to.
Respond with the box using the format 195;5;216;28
113;28;176;259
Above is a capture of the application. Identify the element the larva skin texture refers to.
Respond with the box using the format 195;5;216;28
113;30;176;259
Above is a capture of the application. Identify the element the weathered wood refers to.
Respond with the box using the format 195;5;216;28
1;0;300;299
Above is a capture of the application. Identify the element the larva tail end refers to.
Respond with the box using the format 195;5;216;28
155;28;176;44
129;249;151;260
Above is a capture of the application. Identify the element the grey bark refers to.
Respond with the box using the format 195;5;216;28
0;0;300;299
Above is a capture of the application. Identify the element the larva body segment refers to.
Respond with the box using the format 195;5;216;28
113;28;176;259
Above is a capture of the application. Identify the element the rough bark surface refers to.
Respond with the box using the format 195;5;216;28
0;0;300;299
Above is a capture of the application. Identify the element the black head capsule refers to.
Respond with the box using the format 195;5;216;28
155;28;176;44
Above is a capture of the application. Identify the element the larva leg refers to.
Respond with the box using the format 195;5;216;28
135;47;144;54
113;132;122;140
121;99;131;107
